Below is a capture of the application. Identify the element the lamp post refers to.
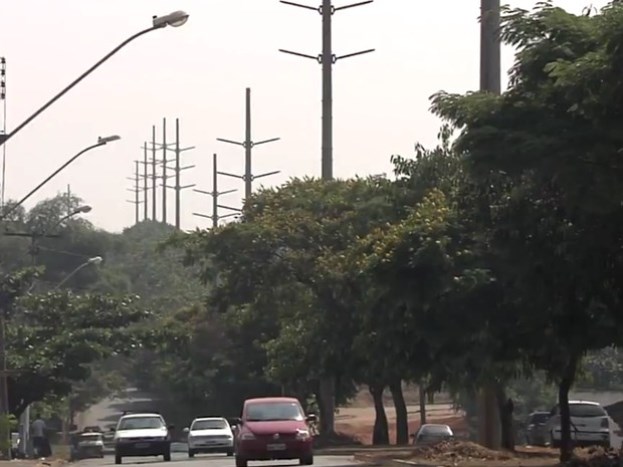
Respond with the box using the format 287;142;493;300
54;256;103;290
0;11;189;148
0;136;119;222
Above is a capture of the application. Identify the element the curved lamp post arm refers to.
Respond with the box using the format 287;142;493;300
54;256;102;290
0;26;157;148
0;137;116;221
54;262;90;290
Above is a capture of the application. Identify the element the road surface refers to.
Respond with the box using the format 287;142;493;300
76;453;364;467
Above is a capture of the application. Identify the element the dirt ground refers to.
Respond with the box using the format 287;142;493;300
336;391;467;445
356;441;620;467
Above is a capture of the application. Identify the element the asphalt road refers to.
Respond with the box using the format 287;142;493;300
77;453;363;467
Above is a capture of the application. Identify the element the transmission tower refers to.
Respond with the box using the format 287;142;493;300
126;160;143;225
279;0;374;180
217;87;280;201
193;153;240;229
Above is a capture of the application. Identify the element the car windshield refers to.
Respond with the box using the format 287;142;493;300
570;404;606;418
246;402;304;421
421;426;451;435
118;416;164;430
192;419;228;430
530;413;549;423
80;434;102;440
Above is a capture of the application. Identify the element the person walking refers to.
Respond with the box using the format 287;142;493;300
31;414;50;458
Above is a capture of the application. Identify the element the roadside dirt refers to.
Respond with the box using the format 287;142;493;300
356;442;621;467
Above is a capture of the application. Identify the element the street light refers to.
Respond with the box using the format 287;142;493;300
0;136;120;221
0;11;189;148
54;256;103;290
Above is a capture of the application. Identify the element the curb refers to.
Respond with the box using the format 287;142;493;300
353;452;446;467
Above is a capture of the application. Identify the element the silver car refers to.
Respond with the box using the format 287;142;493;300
412;424;454;445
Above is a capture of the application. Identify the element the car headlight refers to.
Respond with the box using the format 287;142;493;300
296;430;310;440
241;432;256;440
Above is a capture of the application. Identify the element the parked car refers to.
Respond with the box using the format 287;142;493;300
233;397;316;467
547;400;610;448
112;412;174;464
526;411;550;446
411;424;454;445
70;431;105;460
184;417;234;457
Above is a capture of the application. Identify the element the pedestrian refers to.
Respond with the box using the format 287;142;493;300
31;414;51;458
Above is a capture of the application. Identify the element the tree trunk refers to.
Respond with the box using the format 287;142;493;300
495;383;515;451
318;376;336;436
389;379;409;445
559;354;579;462
369;383;389;445
418;384;427;425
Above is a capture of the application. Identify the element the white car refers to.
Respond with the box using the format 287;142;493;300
112;413;173;464
548;400;610;448
184;417;234;457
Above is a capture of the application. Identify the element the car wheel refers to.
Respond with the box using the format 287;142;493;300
300;454;314;465
235;456;247;467
227;450;234;457
115;454;122;465
188;449;195;458
163;449;172;462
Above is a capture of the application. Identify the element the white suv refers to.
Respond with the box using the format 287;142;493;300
548;400;610;448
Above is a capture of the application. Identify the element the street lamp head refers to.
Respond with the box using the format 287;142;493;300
75;205;92;214
152;10;189;28
87;256;103;265
98;135;121;144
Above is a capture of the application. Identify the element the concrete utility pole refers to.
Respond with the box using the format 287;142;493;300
160;118;196;230
217;88;281;201
279;0;374;179
478;0;501;450
126;160;143;225
193;153;240;229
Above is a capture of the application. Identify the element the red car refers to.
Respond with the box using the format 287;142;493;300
233;397;315;467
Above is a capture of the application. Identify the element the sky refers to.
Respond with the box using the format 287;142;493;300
0;0;610;232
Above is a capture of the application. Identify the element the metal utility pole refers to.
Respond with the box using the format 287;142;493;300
193;153;240;229
217;88;281;200
480;0;501;94
138;144;149;220
279;0;374;180
126;160;143;225
1;56;6;207
162;118;168;223
160;118;196;229
478;0;501;451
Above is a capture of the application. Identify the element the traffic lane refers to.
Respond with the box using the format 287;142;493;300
77;453;363;467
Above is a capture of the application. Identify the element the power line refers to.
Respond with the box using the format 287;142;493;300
279;0;374;180
217;87;280;201
193;153;239;229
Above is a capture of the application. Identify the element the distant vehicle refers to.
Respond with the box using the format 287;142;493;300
411;424;454;445
526;411;550;446
70;432;105;460
547;400;610;448
183;417;234;457
112;412;174;464
233;397;316;467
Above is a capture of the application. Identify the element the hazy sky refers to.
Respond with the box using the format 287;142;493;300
0;0;608;232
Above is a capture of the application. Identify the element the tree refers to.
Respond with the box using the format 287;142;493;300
6;289;152;415
431;2;623;460
173;177;399;436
